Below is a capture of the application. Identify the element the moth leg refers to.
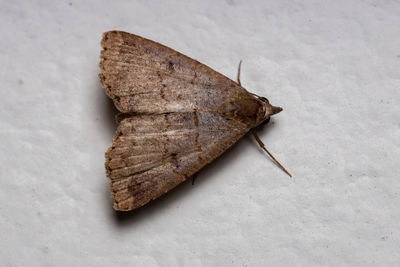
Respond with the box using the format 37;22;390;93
251;130;292;177
237;60;243;86
191;172;198;185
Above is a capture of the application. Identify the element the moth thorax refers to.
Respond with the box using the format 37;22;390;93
259;97;283;120
218;96;266;127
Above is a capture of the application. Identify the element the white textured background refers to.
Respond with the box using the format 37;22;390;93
1;1;399;266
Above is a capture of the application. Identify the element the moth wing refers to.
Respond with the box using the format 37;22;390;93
100;30;248;113
107;112;250;211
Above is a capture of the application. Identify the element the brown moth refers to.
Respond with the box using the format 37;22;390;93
100;31;289;211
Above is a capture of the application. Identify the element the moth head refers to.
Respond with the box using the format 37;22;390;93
258;96;283;120
219;94;282;128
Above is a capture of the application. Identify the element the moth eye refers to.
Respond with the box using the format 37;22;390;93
259;97;269;104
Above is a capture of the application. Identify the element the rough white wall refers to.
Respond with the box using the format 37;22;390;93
1;1;399;266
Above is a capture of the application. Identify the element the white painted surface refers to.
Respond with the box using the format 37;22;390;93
1;1;399;266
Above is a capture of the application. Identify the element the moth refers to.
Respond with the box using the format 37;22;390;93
100;31;290;211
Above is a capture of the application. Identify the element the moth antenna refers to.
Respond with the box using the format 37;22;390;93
251;130;292;177
237;60;243;86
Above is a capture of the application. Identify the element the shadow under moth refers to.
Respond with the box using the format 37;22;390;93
100;31;290;211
